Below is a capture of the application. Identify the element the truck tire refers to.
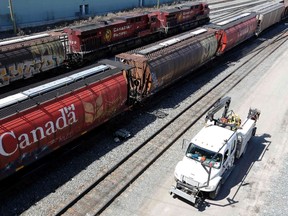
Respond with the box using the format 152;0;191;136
209;181;221;199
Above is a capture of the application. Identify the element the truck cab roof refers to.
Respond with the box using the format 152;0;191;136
191;125;235;153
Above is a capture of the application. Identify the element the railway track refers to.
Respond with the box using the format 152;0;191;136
50;25;288;216
209;0;270;22
209;0;268;12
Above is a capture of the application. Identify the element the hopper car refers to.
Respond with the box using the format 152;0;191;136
208;12;258;56
0;2;210;87
244;1;286;36
0;33;67;86
116;27;218;101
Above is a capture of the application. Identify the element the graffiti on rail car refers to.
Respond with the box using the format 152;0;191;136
0;41;65;85
83;84;127;124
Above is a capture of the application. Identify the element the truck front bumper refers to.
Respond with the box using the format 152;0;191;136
170;186;197;204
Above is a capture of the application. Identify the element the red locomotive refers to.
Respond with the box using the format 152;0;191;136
153;2;210;33
64;2;210;59
64;13;155;54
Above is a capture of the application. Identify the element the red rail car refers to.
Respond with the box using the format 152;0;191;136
207;12;258;55
0;33;66;87
0;60;131;180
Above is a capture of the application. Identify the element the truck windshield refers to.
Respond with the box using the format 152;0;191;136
186;143;222;169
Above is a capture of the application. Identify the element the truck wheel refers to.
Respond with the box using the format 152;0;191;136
209;181;221;199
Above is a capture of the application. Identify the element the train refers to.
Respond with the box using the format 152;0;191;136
0;2;210;88
0;1;287;181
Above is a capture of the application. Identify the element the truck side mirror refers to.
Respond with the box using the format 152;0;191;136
182;139;190;152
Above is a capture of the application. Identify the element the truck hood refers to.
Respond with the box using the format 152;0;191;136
175;156;219;186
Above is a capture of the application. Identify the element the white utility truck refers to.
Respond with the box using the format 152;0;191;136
170;97;260;206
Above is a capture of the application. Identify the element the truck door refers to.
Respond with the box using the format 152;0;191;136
222;149;229;171
223;139;236;170
228;139;237;167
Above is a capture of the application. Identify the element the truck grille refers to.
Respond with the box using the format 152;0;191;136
182;176;200;187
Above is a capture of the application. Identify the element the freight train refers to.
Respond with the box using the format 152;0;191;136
0;2;210;88
0;1;287;181
116;1;288;99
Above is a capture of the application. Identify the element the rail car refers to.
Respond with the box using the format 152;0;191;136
0;33;67;87
210;0;288;55
0;60;132;180
207;12;258;56
116;28;218;101
244;1;286;36
0;2;210;88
